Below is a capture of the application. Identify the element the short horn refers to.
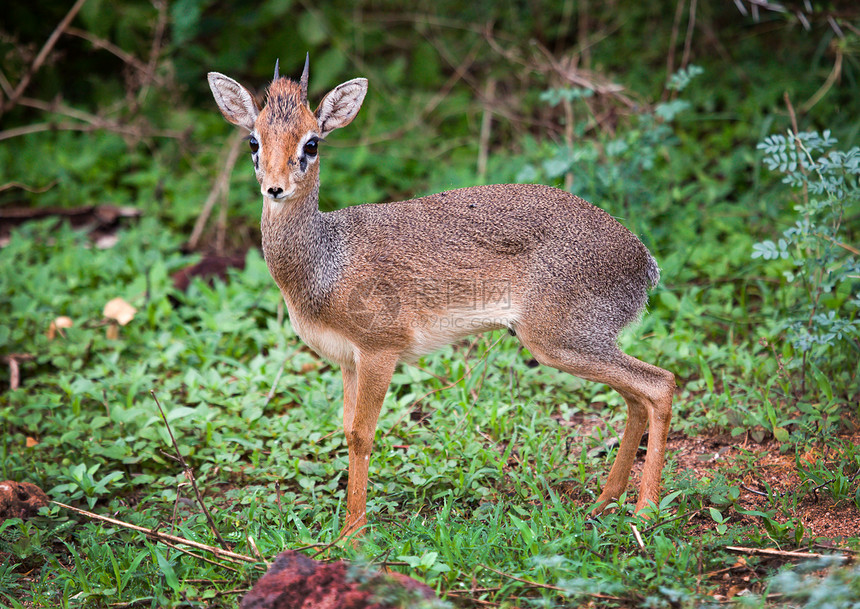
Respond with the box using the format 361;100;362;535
300;53;309;104
273;58;280;81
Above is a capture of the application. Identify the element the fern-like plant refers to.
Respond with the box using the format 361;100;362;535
753;130;859;392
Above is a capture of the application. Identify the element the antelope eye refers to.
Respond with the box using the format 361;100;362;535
249;136;259;154
303;138;318;157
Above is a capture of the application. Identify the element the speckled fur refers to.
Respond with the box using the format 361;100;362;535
208;67;675;536
262;181;660;365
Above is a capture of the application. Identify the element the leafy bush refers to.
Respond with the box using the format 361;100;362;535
753;130;859;393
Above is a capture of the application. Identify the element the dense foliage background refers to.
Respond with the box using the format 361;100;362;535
1;0;858;607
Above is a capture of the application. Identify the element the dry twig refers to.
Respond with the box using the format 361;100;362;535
137;0;168;106
4;0;89;112
479;563;567;593
0;0;185;145
725;546;830;560
52;501;259;566
188;131;245;251
150;389;229;550
65;27;150;74
264;346;303;407
0;180;57;194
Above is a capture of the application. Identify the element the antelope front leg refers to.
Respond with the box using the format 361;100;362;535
341;352;397;540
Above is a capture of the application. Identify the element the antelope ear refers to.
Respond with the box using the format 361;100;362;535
207;72;259;131
314;78;368;138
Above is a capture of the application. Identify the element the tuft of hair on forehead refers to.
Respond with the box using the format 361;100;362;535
264;78;308;124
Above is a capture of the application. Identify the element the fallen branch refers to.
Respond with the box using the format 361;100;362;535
725;546;830;560
52;500;260;565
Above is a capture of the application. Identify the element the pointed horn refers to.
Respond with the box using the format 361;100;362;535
273;58;280;81
300;53;309;104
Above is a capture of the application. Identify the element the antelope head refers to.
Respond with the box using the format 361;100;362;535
208;55;368;203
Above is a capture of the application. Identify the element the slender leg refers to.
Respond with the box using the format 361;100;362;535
633;359;674;513
593;388;649;513
521;338;674;514
342;365;357;435
341;351;398;539
593;356;674;514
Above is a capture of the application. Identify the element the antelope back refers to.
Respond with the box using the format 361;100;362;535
207;59;368;202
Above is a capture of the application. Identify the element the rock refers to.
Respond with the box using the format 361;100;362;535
0;480;49;520
241;550;440;609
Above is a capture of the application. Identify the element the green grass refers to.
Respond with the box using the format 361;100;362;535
2;8;859;604
1;208;858;607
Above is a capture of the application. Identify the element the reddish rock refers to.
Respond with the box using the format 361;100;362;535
0;480;49;520
241;550;439;609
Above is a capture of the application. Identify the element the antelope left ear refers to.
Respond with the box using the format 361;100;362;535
315;78;368;138
208;72;259;131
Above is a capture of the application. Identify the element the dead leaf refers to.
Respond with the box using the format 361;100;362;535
26;437;38;448
801;449;819;465
47;316;73;340
95;234;119;249
103;298;136;326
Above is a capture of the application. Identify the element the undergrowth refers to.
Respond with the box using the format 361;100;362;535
2;3;860;608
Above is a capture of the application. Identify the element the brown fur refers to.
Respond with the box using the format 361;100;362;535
208;65;675;539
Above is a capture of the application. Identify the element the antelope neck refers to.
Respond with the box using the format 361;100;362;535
260;182;342;314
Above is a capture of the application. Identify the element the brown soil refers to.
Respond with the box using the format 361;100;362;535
558;414;860;604
665;429;860;541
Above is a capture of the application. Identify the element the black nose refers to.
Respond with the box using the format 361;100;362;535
267;186;283;197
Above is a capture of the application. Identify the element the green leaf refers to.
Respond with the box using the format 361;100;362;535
509;513;534;546
708;507;724;523
773;426;789;443
659;291;680;309
419;551;438;569
151;546;180;592
659;490;683;511
397;555;422;569
810;364;834;402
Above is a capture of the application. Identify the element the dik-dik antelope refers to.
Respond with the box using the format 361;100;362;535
207;56;674;538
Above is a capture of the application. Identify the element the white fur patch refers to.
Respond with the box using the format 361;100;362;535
287;304;356;367
403;304;521;362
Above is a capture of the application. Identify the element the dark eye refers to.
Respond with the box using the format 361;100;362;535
303;138;318;157
249;136;259;154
